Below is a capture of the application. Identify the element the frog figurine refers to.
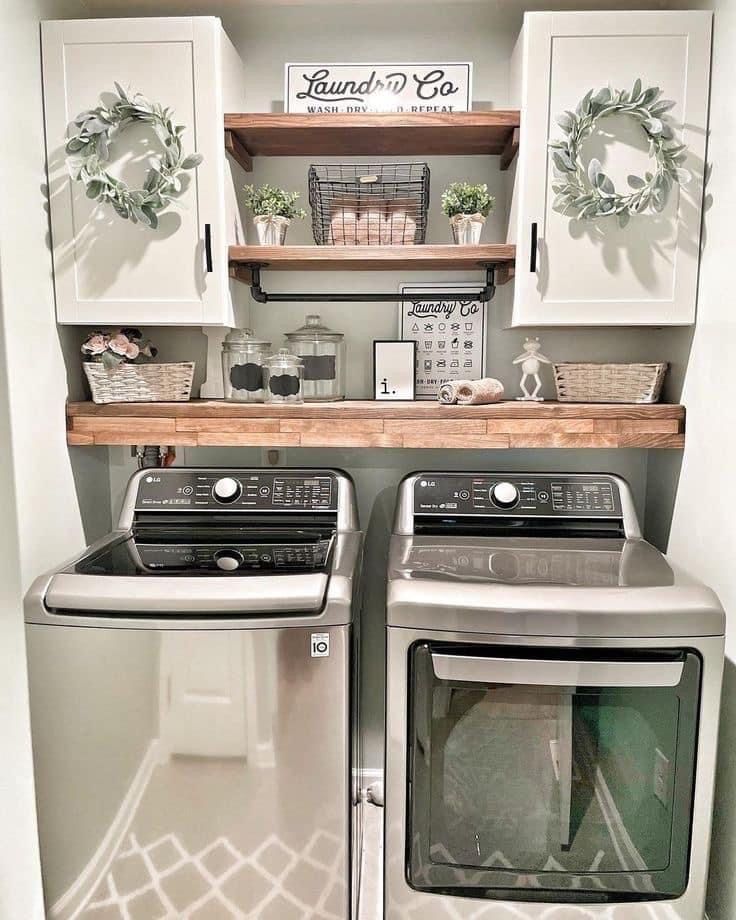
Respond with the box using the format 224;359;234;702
512;337;552;401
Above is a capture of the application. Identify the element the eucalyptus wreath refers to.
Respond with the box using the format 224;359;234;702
65;83;203;229
549;80;691;228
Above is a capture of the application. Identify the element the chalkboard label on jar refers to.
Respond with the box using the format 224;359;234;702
301;354;337;381
230;363;264;392
269;373;301;397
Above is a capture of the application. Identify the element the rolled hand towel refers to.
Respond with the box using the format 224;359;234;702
455;378;505;405
383;199;417;244
330;207;358;245
438;380;471;404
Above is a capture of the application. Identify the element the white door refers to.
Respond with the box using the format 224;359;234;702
159;632;248;758
509;11;711;326
42;18;231;325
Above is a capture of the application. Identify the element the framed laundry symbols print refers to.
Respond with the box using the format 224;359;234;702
399;283;487;400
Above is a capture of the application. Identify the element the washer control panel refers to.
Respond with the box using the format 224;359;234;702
136;470;337;512
413;474;622;517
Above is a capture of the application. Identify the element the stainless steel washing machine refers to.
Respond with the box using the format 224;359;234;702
25;467;362;920
385;471;725;920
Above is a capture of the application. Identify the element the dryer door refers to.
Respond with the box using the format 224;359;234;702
407;642;700;902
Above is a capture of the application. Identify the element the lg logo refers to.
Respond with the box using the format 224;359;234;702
311;633;330;658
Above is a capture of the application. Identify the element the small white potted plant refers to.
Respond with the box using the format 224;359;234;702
441;182;495;245
243;183;307;245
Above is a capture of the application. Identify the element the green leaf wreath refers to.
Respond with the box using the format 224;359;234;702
65;83;203;229
549;80;691;229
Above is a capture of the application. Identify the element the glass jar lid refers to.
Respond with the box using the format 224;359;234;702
265;347;303;368
285;314;344;343
223;327;271;351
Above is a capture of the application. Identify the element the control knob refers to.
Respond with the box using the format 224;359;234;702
212;477;242;504
214;549;243;572
490;481;519;509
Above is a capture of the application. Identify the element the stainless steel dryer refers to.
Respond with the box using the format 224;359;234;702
385;471;725;920
25;467;362;920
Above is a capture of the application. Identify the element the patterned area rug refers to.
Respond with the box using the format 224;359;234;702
80;828;346;919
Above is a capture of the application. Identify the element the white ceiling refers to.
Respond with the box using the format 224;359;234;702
85;0;675;13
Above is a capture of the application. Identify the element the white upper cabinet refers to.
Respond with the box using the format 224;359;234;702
507;11;712;326
42;18;246;326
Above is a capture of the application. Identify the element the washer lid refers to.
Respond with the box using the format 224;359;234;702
387;535;726;637
390;535;670;588
73;529;335;577
45;570;329;615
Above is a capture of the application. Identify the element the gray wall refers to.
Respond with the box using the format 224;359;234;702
102;0;697;771
645;1;736;917
137;0;695;406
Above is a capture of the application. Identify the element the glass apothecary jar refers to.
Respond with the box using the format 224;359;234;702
285;314;346;401
263;348;304;404
221;328;271;402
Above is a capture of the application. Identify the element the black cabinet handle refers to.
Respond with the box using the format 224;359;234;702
204;223;213;273
529;222;538;273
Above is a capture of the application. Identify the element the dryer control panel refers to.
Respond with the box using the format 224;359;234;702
135;470;338;512
412;474;622;518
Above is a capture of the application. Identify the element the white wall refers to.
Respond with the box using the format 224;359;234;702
0;0;103;917
653;1;736;917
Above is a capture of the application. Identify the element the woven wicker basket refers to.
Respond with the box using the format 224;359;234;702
84;361;195;404
553;362;667;404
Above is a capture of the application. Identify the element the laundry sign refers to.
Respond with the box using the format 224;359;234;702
285;62;472;113
399;283;487;400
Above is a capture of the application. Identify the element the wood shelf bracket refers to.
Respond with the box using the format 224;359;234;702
243;262;499;304
224;128;253;172
499;127;520;172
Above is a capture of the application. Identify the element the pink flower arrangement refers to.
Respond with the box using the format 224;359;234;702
81;328;157;369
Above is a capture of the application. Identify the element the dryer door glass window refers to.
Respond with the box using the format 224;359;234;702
407;643;700;902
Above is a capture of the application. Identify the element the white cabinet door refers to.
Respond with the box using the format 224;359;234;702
42;18;238;326
508;11;711;326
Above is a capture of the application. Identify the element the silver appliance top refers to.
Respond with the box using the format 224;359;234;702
26;468;361;628
388;472;725;638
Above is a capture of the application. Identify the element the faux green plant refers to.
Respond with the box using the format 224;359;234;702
549;80;691;228
65;83;202;229
242;184;307;220
441;182;495;218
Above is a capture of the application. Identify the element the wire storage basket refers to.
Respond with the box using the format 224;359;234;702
553;363;668;403
309;163;430;245
84;361;195;404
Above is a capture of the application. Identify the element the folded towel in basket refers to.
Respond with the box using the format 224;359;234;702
439;378;504;405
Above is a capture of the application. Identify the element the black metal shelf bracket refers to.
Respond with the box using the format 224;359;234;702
246;263;498;304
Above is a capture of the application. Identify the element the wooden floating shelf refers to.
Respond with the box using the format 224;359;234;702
228;244;516;285
67;401;685;450
224;111;521;171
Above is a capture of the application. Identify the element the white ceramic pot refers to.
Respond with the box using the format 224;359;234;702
253;214;291;245
449;212;486;245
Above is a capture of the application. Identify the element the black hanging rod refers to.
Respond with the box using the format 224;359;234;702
245;264;498;304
